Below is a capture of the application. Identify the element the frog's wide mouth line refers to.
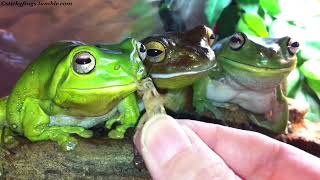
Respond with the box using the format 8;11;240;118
150;65;215;79
62;83;137;91
221;56;295;74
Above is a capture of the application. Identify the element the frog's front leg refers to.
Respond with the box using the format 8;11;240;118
106;94;139;139
21;98;93;151
193;78;238;119
248;85;288;134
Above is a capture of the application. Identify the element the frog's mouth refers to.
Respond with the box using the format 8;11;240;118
150;64;215;79
62;83;137;92
221;56;295;74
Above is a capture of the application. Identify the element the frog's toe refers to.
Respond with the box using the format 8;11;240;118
77;129;93;138
3;135;19;148
60;137;78;151
108;130;125;139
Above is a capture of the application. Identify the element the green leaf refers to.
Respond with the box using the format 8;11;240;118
260;0;281;16
128;0;153;17
238;0;259;14
237;13;269;37
205;0;232;26
236;18;257;36
294;82;320;122
300;60;320;80
287;68;300;97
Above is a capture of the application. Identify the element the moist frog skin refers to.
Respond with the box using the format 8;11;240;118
193;32;299;133
0;38;146;150
141;25;216;111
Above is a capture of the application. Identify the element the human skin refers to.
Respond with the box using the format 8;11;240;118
134;114;320;180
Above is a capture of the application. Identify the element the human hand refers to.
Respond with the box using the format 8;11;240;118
133;114;320;180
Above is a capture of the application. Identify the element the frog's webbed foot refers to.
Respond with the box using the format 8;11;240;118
248;86;288;134
26;126;93;151
0;127;19;148
106;114;127;139
194;99;228;120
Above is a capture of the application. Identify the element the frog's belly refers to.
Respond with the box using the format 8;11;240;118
206;78;273;114
49;107;117;128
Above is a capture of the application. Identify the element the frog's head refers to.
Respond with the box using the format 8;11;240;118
141;25;216;89
214;32;299;89
51;38;146;115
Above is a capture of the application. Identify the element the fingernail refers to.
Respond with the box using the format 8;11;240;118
140;114;192;166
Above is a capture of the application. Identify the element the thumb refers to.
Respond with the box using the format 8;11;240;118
134;115;239;180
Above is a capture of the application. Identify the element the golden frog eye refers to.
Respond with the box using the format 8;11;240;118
144;41;166;63
205;26;216;46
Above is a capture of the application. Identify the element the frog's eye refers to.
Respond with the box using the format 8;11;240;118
73;52;96;74
229;32;246;50
205;26;216;46
136;42;147;61
287;39;300;55
144;41;166;63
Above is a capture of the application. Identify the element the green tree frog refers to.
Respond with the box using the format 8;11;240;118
141;25;216;111
193;32;299;133
0;38;147;150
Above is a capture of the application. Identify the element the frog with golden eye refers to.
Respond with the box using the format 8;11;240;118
141;25;216;112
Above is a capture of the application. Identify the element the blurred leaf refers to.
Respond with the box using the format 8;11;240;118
260;0;281;16
287;68;300;97
300;60;320;80
236;17;257;36
299;41;320;61
128;0;153;17
237;13;269;37
238;0;259;13
205;0;232;26
300;60;320;98
215;3;240;39
294;82;320;122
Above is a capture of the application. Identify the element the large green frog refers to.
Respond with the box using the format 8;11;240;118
141;25;216;111
193;32;299;133
0;38;147;150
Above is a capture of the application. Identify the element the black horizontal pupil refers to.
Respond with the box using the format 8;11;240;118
76;58;91;65
292;42;299;48
147;49;162;57
231;37;241;43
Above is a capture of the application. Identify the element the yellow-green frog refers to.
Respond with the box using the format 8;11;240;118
0;38;147;150
141;25;216;111
193;32;299;133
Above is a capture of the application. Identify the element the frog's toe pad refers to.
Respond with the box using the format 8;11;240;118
78;130;93;138
108;130;125;139
66;141;77;151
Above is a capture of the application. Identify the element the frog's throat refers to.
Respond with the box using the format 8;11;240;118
150;67;214;79
61;83;137;91
220;56;295;74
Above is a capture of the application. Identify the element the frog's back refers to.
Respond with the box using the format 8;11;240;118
5;41;83;133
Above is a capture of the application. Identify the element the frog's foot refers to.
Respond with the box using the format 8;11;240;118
108;124;131;139
105;114;122;130
211;101;239;111
194;99;225;120
248;113;287;134
0;128;19;148
25;126;93;151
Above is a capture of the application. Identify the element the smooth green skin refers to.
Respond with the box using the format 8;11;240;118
0;38;146;150
193;34;297;133
141;25;216;111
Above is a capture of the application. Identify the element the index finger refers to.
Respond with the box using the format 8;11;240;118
180;120;320;180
